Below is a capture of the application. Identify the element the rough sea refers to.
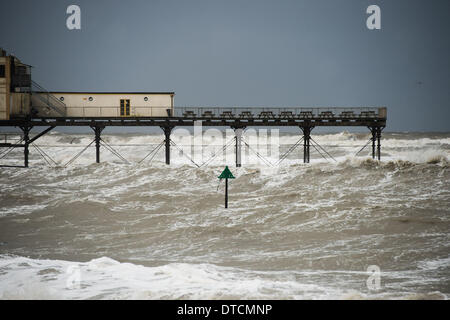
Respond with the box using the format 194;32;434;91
0;131;449;299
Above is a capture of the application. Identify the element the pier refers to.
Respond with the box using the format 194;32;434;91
0;50;387;168
0;106;386;168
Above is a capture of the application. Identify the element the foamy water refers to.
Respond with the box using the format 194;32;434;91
0;131;449;299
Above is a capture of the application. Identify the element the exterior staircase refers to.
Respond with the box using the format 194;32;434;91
31;80;66;117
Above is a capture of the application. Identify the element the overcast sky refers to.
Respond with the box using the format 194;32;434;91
1;0;449;132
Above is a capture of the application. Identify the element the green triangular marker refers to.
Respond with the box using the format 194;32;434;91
218;166;235;208
218;166;235;179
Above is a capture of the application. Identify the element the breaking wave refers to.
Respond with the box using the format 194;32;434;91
0;132;449;299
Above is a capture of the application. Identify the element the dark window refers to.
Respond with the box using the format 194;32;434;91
0;65;5;78
60;97;64;101
144;97;148;102
120;99;125;115
120;99;130;116
88;97;93;101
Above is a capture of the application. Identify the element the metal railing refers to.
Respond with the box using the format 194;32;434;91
60;106;171;117
30;105;385;119
174;107;384;119
31;81;66;116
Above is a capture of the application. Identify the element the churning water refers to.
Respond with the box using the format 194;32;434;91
0;131;449;299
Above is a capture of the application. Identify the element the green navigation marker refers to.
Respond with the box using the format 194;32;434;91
218;166;235;208
218;166;235;180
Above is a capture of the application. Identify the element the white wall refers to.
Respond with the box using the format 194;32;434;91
33;93;174;117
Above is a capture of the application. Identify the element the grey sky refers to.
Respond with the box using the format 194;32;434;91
1;0;449;132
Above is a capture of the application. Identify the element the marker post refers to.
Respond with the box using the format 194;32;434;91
218;166;235;208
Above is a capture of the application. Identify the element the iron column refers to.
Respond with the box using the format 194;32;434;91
376;127;382;160
370;127;376;159
20;126;31;168
162;126;172;165
234;127;243;167
92;126;104;163
301;126;312;163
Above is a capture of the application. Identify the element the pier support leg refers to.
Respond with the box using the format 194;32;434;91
161;126;173;165
301;126;313;163
20;126;32;168
234;127;244;167
376;127;382;160
371;128;376;159
91;125;104;163
369;126;382;160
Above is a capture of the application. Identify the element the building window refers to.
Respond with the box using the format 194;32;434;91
144;97;148;102
120;99;130;116
89;97;93;101
0;65;5;78
60;96;64;101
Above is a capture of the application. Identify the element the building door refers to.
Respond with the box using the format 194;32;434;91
120;99;130;116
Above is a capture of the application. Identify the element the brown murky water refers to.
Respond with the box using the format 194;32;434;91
0;132;449;299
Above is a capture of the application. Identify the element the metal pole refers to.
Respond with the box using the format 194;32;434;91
96;129;100;163
377;127;381;160
225;178;228;208
301;126;311;163
303;131;307;163
92;126;103;163
371;127;376;159
21;126;31;168
165;130;170;165
235;128;243;167
163;126;172;165
306;132;310;163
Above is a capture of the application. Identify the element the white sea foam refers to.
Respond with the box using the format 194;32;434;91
0;131;448;168
0;255;446;300
0;255;335;299
0;132;449;300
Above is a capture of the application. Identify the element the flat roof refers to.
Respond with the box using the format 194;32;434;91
40;91;175;95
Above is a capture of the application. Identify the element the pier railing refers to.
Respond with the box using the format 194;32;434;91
26;105;386;120
174;107;385;119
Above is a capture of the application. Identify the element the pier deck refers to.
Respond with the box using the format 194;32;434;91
0;107;386;167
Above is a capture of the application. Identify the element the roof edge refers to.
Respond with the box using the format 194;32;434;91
37;91;175;95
